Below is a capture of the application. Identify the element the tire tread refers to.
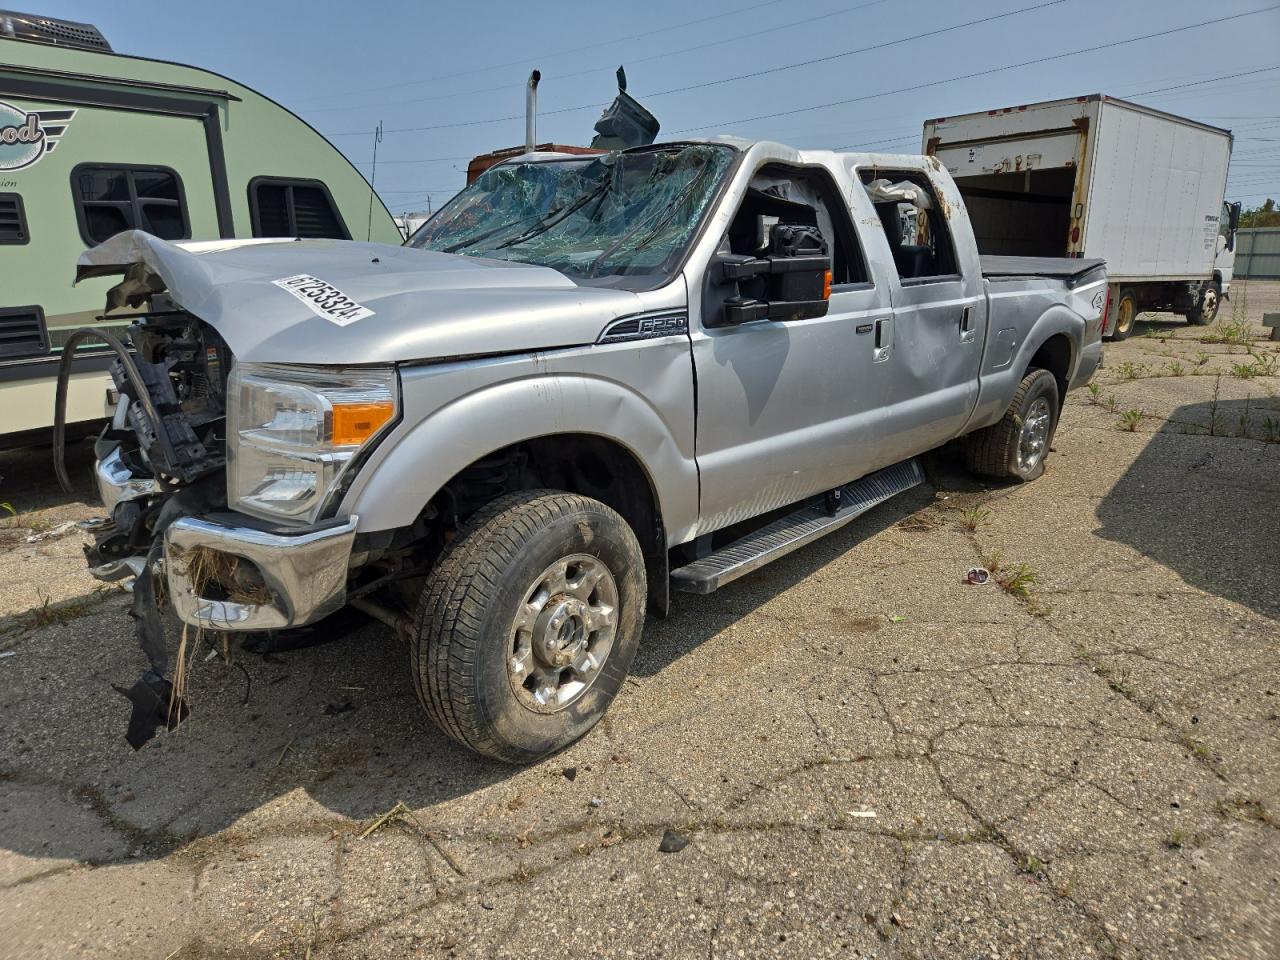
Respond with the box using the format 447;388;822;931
412;490;630;762
966;368;1057;481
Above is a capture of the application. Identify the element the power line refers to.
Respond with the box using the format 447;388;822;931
327;0;894;113
820;63;1280;153
1124;64;1280;99
328;0;1070;136
355;41;1280;174
667;4;1280;135
291;0;783;104
351;155;473;167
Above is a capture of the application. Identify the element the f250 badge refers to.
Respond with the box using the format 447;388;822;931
0;101;76;171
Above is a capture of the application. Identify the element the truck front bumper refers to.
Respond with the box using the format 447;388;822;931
164;514;358;631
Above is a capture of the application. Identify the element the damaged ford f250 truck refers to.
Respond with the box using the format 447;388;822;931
61;139;1106;762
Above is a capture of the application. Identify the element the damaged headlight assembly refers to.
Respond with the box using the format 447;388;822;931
228;363;399;525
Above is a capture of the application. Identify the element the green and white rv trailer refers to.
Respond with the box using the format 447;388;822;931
0;10;400;443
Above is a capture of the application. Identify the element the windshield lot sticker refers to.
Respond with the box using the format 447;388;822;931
0;101;76;171
272;275;374;326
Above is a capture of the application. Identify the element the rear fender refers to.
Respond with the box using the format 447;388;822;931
967;304;1085;432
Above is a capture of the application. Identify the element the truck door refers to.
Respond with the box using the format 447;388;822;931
689;163;899;536
1214;200;1240;288
857;167;986;453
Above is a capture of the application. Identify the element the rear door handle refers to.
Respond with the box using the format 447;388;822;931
873;317;892;362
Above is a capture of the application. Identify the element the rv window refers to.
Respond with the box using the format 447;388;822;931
0;194;28;244
249;178;350;239
71;165;189;246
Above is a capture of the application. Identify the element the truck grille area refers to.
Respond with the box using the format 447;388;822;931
112;313;231;484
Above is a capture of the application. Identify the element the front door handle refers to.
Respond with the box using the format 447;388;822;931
873;317;892;362
959;305;976;343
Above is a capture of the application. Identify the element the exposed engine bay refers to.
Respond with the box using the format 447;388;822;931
78;310;232;569
57;306;452;749
56;309;234;746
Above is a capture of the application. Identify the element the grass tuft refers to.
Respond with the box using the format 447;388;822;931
1118;409;1143;432
959;505;991;532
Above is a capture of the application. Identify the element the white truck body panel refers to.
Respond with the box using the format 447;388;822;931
1085;99;1231;281
924;96;1233;284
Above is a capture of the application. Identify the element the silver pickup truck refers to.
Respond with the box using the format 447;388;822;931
65;138;1106;761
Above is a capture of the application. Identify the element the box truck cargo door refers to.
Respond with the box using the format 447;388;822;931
933;129;1082;177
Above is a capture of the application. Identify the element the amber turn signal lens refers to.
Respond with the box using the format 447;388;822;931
331;401;394;446
822;269;832;300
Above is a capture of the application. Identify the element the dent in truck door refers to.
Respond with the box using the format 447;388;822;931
689;163;896;536
857;168;985;455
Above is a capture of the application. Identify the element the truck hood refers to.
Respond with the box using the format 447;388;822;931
76;231;647;364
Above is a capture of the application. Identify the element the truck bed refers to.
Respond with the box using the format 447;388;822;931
981;255;1106;280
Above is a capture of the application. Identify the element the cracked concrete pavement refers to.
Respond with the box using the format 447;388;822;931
1;282;1277;959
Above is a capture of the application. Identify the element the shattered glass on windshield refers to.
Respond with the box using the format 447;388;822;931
408;144;735;287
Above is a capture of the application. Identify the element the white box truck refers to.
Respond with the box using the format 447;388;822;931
923;95;1241;339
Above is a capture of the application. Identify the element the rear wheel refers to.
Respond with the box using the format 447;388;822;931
1107;287;1139;340
966;368;1060;483
1185;281;1220;325
412;490;646;763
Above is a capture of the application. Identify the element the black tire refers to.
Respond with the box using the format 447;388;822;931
412;489;646;763
1107;287;1139;341
1185;281;1220;326
966;368;1060;483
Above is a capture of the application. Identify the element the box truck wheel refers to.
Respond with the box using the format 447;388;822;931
1107;288;1139;340
966;368;1059;483
1185;282;1220;326
411;489;646;763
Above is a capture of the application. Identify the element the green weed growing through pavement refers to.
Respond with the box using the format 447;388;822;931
959;505;991;532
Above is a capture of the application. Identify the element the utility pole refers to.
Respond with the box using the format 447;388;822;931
366;120;383;241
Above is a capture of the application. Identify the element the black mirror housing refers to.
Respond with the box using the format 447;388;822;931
714;224;831;325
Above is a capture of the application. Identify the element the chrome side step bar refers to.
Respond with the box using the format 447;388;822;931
670;458;925;594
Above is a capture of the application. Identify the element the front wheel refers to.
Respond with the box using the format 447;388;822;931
966;368;1060;483
1185;281;1220;325
412;490;646;763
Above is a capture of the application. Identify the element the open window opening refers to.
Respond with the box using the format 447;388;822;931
859;170;958;281
726;164;869;287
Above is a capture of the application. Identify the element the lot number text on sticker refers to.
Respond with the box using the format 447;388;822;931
272;274;374;326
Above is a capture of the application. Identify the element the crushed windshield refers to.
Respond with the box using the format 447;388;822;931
408;144;735;287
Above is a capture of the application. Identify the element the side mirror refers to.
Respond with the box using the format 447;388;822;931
715;224;831;325
1228;201;1241;233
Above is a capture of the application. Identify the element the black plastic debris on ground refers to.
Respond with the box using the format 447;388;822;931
658;829;688;854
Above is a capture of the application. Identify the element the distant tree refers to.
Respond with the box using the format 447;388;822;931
1240;198;1280;228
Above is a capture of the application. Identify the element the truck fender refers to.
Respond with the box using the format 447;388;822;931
967;305;1084;433
342;370;700;545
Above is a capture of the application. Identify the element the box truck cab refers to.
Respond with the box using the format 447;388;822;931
923;95;1241;339
0;10;400;444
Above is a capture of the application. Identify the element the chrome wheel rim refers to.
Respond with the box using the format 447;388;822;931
1017;398;1052;473
508;554;619;714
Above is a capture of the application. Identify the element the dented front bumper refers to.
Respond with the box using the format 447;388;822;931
164;514;358;631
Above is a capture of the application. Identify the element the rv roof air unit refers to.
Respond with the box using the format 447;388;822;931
0;9;112;52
